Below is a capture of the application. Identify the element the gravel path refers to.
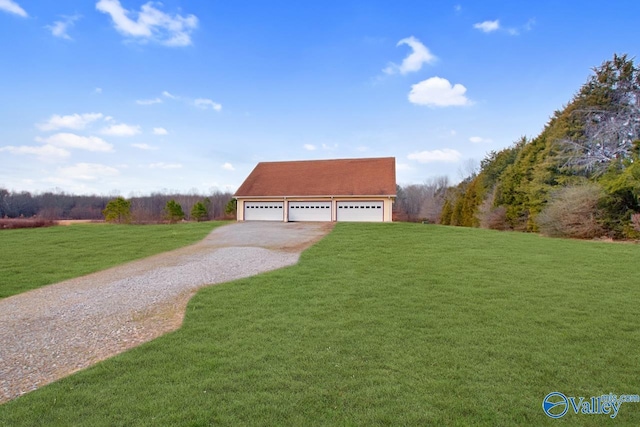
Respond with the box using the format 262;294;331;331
0;222;332;404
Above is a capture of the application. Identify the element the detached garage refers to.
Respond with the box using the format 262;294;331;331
234;157;396;222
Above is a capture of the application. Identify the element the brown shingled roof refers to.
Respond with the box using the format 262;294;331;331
234;157;396;197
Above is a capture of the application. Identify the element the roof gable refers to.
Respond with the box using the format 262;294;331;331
234;157;396;197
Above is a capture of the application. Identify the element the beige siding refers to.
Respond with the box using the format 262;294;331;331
383;199;393;222
237;199;245;221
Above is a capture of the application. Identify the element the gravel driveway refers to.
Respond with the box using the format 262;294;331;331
0;222;332;404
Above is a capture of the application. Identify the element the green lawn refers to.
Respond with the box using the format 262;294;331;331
1;223;639;425
0;222;225;299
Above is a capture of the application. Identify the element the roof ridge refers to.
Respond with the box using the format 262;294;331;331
256;156;395;165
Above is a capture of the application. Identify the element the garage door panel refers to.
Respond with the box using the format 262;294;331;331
337;201;383;222
244;202;284;221
288;201;331;222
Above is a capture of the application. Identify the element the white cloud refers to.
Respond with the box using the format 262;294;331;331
469;136;492;144
58;163;119;181
524;18;536;31
303;144;317;151
474;20;500;33
149;162;182;169
95;0;198;47
36;133;114;152
474;18;535;36
408;77;471;107
396;162;412;171
100;123;141;137
194;98;222;111
408;149;461;163
0;0;27;17
136;97;162;105
131;143;157;150
506;18;536;36
383;36;436;75
222;162;235;171
0;144;70;160
46;15;81;40
152;127;168;135
155;91;222;112
38;113;104;131
94;87;103;94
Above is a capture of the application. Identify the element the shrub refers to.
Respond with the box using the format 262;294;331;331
623;212;640;239
632;213;640;232
537;184;605;239
477;188;510;230
479;206;509;230
0;218;56;230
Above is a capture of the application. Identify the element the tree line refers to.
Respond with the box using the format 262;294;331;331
393;177;450;223
0;189;235;222
2;184;454;225
439;54;640;239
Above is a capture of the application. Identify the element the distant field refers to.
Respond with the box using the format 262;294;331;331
1;223;639;425
0;222;225;299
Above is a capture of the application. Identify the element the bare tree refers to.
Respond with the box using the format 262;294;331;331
558;54;640;176
394;176;449;222
558;106;640;175
457;158;479;182
420;176;449;223
207;191;235;219
0;188;8;218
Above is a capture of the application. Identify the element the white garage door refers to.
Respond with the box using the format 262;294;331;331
288;201;332;222
337;201;383;222
244;202;284;221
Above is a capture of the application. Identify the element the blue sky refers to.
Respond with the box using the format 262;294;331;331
1;0;638;195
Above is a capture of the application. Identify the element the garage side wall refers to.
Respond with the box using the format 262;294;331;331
383;198;393;222
237;199;244;221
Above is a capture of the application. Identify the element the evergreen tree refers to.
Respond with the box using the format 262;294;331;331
103;197;131;224
225;198;237;217
164;200;185;223
190;201;209;222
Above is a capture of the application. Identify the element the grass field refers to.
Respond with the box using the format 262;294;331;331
1;223;639;425
0;222;225;299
